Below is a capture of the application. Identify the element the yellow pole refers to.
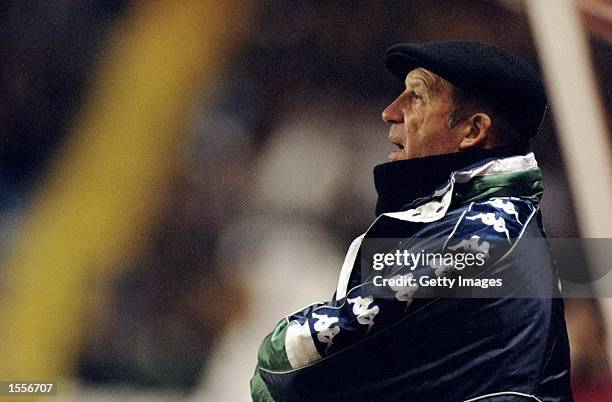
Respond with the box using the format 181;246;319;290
0;0;251;394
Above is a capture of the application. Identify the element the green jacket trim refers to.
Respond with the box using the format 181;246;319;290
251;365;276;402
257;318;293;371
453;167;543;207
251;319;293;400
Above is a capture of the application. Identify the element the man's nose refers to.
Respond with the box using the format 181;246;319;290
381;97;403;124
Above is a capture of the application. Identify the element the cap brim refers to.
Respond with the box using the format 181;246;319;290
385;53;419;81
385;43;435;81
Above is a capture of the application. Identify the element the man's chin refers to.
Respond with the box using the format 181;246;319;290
388;149;408;161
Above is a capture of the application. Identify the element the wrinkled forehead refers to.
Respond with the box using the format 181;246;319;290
404;67;449;93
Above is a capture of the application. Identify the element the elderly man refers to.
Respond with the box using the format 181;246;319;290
251;41;573;401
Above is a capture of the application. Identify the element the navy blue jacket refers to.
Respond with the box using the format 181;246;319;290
252;152;573;401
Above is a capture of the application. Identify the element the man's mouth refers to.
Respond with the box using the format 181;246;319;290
388;141;404;161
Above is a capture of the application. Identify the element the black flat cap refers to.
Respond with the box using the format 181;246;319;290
385;41;547;139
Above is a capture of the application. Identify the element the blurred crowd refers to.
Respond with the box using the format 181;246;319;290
1;1;610;401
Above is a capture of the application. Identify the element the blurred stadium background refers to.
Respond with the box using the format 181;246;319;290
0;0;610;401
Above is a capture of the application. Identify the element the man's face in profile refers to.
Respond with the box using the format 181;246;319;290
382;68;466;161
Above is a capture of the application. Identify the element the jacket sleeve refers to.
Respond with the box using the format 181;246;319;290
250;197;536;399
250;364;276;402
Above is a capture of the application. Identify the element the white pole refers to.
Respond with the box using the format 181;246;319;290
526;0;612;365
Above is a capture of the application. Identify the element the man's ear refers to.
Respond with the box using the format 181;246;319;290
458;113;492;150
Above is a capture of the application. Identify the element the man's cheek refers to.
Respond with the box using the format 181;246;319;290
401;127;416;153
403;117;420;138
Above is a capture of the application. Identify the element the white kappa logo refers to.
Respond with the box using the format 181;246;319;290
312;313;340;352
447;235;491;258
465;212;510;241
346;295;380;332
389;273;418;307
484;198;522;224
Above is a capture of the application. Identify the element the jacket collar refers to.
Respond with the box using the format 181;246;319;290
373;147;539;216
